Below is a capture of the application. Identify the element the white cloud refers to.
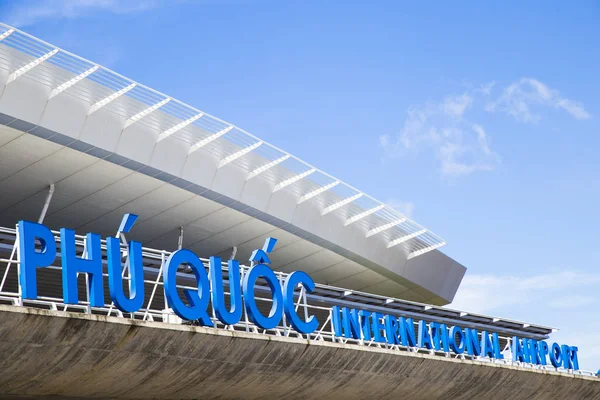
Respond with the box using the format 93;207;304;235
4;0;161;27
451;271;600;314
478;81;496;96
381;78;590;177
486;78;591;122
442;94;472;119
380;91;500;177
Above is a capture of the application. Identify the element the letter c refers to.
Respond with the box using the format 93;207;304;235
283;271;318;334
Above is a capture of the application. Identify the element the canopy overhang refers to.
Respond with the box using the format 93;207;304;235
0;24;466;304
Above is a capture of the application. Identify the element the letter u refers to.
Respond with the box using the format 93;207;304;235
107;237;145;313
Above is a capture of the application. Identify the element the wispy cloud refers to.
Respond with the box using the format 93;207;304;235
4;0;161;27
381;78;590;177
379;88;500;177
442;93;472;119
486;78;591;122
477;81;496;96
451;271;600;314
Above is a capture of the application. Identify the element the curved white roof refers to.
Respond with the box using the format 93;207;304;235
0;23;465;304
0;23;444;258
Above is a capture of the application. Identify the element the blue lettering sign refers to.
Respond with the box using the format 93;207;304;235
14;217;580;370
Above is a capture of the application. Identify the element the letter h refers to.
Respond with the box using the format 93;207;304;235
61;229;104;307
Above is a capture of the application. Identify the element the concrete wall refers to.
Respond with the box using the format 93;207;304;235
0;305;597;400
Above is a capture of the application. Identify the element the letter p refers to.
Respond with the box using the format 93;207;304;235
18;221;57;300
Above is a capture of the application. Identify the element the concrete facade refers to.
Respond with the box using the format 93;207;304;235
0;305;597;400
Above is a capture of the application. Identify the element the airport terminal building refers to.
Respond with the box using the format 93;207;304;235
0;23;597;399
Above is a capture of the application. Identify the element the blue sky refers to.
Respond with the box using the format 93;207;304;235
1;1;599;370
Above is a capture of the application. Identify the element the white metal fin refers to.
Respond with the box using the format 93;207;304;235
7;49;59;84
344;204;385;226
322;193;363;216
273;169;316;192
218;141;263;168
187;125;233;153
0;29;15;41
124;97;171;128
49;66;99;99
387;229;427;249
365;218;407;238
298;181;340;204
156;112;204;142
407;241;445;258
88;83;136;115
246;155;290;180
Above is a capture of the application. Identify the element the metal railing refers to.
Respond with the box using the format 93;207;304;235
0;225;594;378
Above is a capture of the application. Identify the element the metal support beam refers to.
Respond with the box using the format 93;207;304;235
37;184;55;224
365;218;407;238
229;246;238;261
88;83;136;115
177;227;184;250
157;112;204;142
49;66;98;99
246;155;290;181
218;141;263;168
407;241;445;259
297;181;340;204
344;204;385;226
273;169;316;192
387;229;427;249
0;29;15;41
124;97;170;128
6;49;59;84
187;125;232;153
322;193;363;216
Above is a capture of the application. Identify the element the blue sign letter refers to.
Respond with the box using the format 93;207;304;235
283;270;318;334
449;326;465;354
210;257;243;326
418;320;433;349
163;249;212;325
61;229;104;307
106;237;145;313
18;221;56;300
549;342;562;368
242;263;283;330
